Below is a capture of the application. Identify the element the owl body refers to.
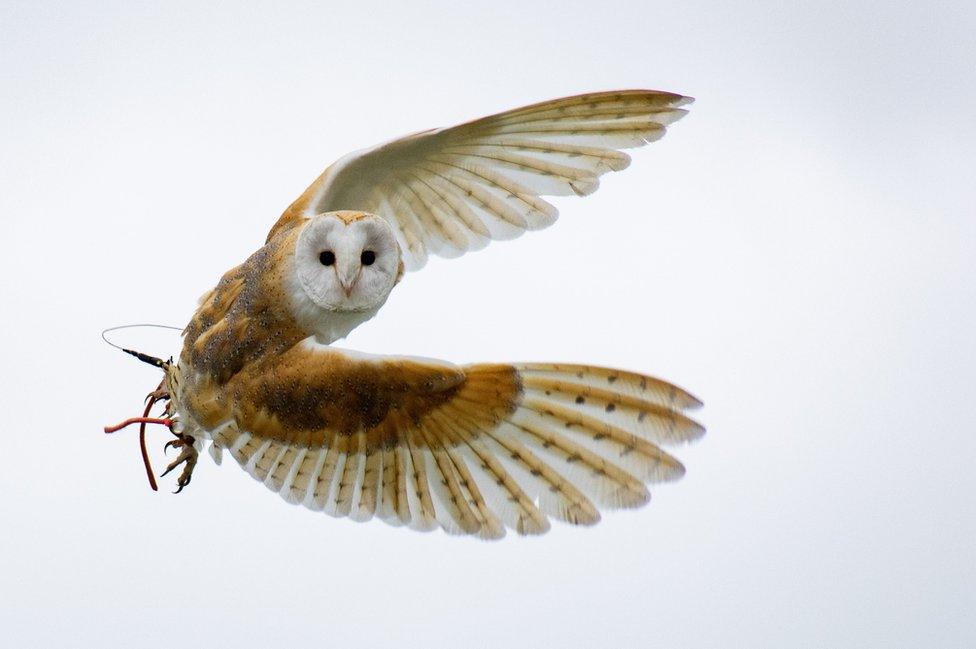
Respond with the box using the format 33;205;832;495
174;212;392;433
134;90;705;537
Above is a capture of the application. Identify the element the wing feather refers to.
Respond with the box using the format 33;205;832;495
431;407;548;535
424;158;560;225
314;447;346;516
416;423;482;534
419;161;531;232
404;430;439;531
298;448;329;508
279;447;308;504
378;445;400;524
335;437;365;518
351;446;383;522
393;445;413;526
403;170;492;243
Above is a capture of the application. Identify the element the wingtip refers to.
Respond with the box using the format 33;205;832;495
684;393;705;410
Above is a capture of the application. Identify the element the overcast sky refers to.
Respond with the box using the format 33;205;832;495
1;2;974;647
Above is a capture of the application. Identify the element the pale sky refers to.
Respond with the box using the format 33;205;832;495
1;2;974;647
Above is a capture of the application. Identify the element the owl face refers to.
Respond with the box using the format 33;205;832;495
293;212;401;315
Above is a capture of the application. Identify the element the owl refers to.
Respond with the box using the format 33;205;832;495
106;90;704;538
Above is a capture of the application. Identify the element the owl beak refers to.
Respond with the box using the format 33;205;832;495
336;265;360;296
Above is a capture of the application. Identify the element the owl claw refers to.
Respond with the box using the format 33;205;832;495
145;380;170;405
160;435;197;494
173;473;192;494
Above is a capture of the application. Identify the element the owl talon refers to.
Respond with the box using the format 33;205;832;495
145;381;170;405
173;472;192;494
160;435;197;493
163;438;185;455
143;383;169;403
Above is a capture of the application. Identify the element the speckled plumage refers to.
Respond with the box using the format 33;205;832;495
138;90;704;537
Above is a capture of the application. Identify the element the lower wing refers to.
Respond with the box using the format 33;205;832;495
212;344;704;539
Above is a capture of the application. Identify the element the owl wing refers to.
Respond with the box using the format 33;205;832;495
270;90;693;270
212;342;704;538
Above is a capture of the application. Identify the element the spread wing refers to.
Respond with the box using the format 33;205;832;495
211;343;704;538
270;90;693;270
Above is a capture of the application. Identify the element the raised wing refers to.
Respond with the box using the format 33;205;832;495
210;343;704;538
270;90;693;270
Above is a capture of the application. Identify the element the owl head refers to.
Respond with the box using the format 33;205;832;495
291;211;403;317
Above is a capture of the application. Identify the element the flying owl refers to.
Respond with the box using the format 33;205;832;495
106;90;704;538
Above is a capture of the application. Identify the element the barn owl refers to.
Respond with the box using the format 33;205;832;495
106;90;704;538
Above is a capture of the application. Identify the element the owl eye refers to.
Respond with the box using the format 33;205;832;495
361;250;376;266
319;250;335;266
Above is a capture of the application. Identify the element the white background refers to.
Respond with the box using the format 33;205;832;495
1;2;974;647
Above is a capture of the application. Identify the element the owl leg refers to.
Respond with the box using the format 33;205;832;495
161;434;198;494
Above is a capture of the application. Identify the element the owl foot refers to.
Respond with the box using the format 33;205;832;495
161;435;197;494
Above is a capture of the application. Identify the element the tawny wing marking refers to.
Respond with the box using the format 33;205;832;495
209;344;704;538
271;90;693;269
